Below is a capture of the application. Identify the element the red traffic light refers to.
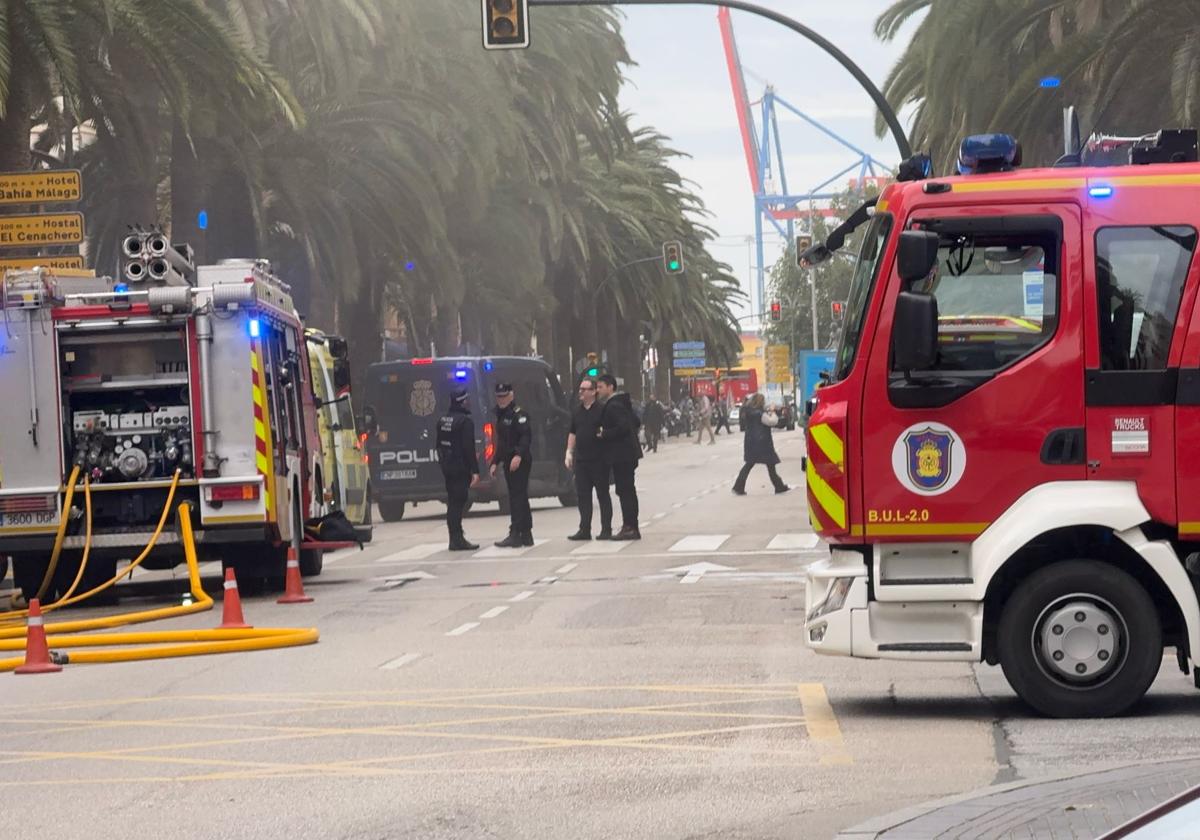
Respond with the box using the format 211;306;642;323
831;300;845;321
769;300;782;322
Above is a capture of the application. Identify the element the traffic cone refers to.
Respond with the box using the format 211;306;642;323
277;547;313;605
14;599;62;675
218;567;252;630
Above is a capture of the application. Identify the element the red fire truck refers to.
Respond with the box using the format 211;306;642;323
803;129;1200;717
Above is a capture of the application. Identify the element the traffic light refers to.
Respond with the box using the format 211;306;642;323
769;300;782;322
831;300;845;322
481;0;529;50
585;352;601;378
796;233;813;267
663;241;684;274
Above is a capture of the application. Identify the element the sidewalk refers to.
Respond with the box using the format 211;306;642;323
839;757;1200;839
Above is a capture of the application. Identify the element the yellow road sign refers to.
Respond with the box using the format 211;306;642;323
0;213;84;247
0;255;85;272
765;344;792;385
0;170;82;205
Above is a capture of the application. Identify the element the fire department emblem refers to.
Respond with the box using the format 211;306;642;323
890;422;966;496
410;380;436;418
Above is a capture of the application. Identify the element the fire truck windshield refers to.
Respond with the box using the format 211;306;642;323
834;212;893;381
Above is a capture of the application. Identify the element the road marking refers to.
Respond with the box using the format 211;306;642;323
669;534;730;552
651;512;667;520
570;541;630;556
479;606;509;620
375;543;444;563
537;576;558;585
672;502;686;509
472;540;550;559
767;533;820;550
378;653;421;671
666;561;738;584
509;590;535;602
555;563;577;575
445;623;480;637
797;683;852;766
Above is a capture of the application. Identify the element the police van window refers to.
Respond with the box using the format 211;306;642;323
1096;226;1196;371
897;223;1060;374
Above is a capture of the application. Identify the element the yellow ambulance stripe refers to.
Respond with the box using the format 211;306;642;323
808;423;844;471
806;458;847;530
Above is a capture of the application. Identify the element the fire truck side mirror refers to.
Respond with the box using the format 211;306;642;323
892;291;938;372
897;230;940;283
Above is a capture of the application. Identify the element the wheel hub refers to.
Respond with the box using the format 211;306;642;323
1038;599;1121;683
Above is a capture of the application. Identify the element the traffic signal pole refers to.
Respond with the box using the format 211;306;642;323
526;0;913;160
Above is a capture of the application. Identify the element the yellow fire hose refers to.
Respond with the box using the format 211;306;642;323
33;464;81;604
0;501;318;671
0;468;182;623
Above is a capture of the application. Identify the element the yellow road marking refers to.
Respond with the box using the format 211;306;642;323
797;683;852;766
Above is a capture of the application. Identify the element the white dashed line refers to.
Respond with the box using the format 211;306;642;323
669;534;731;552
570;541;630;556
555;563;578;575
446;622;480;637
379;652;422;670
479;606;509;620
672;502;686;509
652;512;667;520
537;576;558;585
375;543;444;563
767;533;821;550
509;590;536;602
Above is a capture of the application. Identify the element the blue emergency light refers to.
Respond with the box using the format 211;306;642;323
957;134;1021;175
1089;185;1114;198
113;283;129;293
1039;76;1061;89
249;318;261;338
454;369;468;381
483;359;494;372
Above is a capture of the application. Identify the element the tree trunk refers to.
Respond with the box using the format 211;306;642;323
0;59;33;173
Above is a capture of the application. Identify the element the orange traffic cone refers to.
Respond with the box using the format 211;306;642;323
15;599;62;675
218;567;252;630
277;547;313;605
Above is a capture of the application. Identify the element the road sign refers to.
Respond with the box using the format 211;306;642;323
672;340;706;370
0;255;84;272
765;343;792;384
798;350;836;403
672;341;705;354
672;358;707;369
0;170;82;206
0;213;84;248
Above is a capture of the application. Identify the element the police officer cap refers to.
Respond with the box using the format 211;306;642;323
494;383;513;395
451;387;469;404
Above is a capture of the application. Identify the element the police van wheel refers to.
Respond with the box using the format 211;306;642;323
997;560;1161;719
378;499;406;522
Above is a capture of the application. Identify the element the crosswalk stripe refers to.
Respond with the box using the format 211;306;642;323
472;539;550;559
767;533;821;550
375;543;444;563
571;541;631;556
669;535;730;552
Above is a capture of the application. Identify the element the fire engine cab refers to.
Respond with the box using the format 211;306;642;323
804;127;1200;717
0;235;331;599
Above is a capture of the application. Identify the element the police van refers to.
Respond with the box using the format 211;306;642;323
364;357;576;521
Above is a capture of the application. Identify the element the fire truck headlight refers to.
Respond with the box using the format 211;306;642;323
806;577;854;623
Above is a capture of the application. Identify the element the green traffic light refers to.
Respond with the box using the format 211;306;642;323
587;368;599;376
668;260;681;271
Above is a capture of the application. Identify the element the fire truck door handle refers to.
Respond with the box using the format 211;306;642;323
1087;460;1101;470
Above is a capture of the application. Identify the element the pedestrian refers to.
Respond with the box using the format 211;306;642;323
564;378;613;541
732;393;790;495
694;393;716;445
643;396;665;453
714;399;733;436
596;374;642;540
435;387;482;550
680;395;695;437
489;382;534;547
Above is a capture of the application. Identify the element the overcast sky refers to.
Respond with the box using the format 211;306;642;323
614;1;918;321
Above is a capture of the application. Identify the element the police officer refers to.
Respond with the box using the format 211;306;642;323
489;383;533;547
436;387;481;551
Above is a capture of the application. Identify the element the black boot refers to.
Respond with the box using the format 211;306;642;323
612;525;641;541
596;527;613;540
494;532;523;548
521;531;535;547
567;530;591;541
449;534;479;551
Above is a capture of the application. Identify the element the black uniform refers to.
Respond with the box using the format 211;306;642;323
569;401;612;535
436;399;479;545
494;401;533;538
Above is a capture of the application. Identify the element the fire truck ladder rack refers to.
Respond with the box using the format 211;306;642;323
717;8;893;313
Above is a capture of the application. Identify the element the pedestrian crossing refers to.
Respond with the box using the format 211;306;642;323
369;532;822;564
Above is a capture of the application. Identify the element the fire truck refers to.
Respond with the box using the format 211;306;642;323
803;127;1200;717
0;234;332;599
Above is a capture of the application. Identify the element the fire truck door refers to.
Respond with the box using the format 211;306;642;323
1084;225;1198;527
860;206;1085;569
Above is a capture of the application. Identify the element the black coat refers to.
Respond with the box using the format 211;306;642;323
598;392;642;465
742;406;780;465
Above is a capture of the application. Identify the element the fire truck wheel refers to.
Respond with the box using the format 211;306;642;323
997;560;1161;718
378;499;406;522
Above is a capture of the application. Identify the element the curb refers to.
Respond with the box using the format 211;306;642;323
837;755;1200;839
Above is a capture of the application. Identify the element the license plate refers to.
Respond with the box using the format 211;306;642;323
380;469;418;481
0;511;57;528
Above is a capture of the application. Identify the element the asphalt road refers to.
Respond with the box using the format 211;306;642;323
3;429;1199;839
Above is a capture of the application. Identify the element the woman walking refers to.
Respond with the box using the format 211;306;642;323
732;394;790;495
